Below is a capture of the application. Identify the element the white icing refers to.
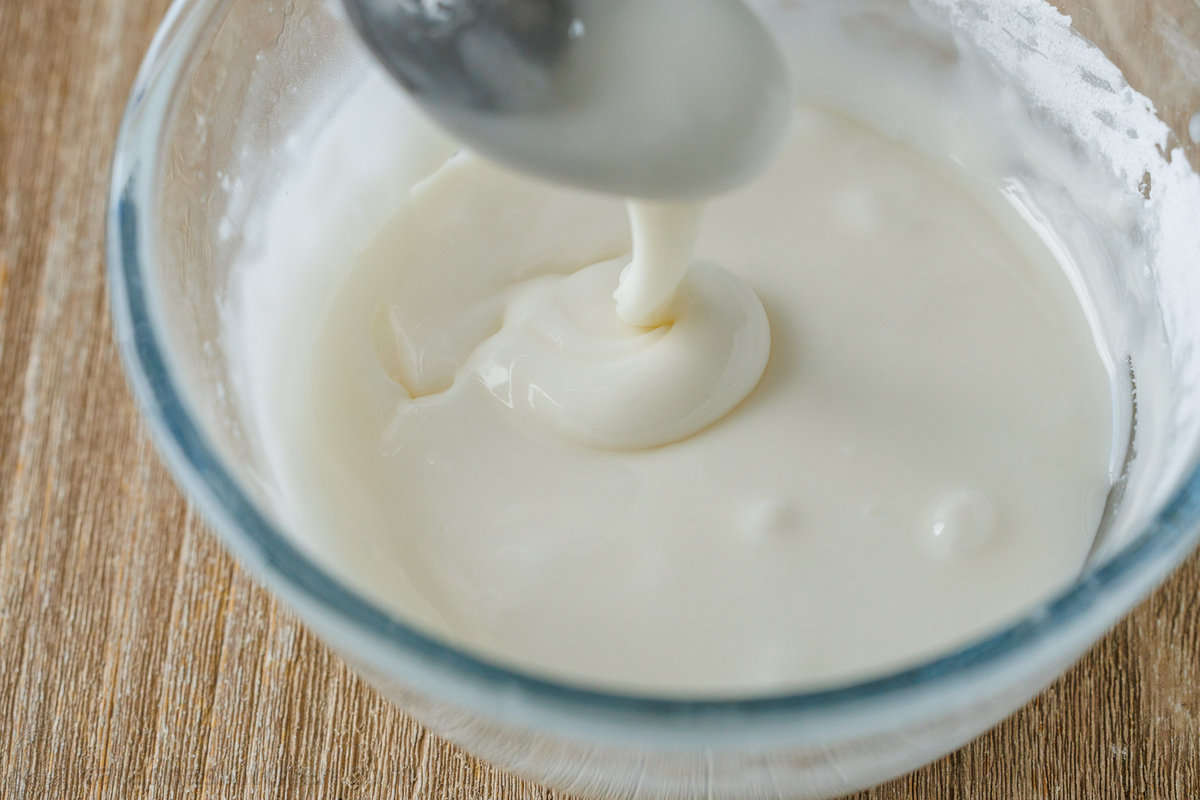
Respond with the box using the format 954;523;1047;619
219;0;1200;693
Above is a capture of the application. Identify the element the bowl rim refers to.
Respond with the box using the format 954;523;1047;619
107;0;1200;745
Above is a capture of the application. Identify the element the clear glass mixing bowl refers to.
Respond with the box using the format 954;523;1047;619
108;0;1200;797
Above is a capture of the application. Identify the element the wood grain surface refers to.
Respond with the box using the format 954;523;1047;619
2;1;1200;798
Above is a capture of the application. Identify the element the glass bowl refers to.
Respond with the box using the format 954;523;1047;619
107;0;1200;797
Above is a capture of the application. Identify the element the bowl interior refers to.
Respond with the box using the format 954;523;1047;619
113;0;1200;723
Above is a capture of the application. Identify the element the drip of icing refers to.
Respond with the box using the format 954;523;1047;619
469;256;769;449
613;202;704;327
464;196;769;449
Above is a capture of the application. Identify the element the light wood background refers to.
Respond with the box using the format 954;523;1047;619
2;1;1200;798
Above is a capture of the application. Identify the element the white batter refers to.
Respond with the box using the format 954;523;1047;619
231;72;1116;691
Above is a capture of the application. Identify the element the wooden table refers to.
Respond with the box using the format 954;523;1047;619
2;1;1199;797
